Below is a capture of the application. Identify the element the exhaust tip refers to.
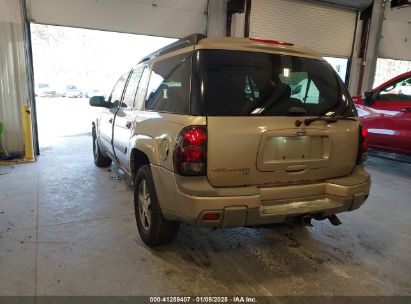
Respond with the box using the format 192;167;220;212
302;215;313;227
328;214;342;226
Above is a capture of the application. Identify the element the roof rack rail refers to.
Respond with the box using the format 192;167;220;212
138;33;206;64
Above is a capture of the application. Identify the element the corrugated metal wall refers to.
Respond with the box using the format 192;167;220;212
0;0;29;152
250;0;357;57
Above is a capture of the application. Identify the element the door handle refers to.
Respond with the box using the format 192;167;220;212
109;118;113;123
400;107;411;112
126;121;132;129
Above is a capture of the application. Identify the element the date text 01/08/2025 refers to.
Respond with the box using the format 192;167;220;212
149;297;258;303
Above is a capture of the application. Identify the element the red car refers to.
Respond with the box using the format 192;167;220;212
353;71;411;155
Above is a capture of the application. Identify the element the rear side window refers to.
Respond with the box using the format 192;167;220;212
199;50;355;116
145;53;191;114
122;67;144;108
134;67;150;110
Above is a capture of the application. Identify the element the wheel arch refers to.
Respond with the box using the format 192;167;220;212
129;135;160;181
130;148;150;181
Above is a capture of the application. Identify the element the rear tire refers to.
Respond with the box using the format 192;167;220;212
92;132;112;167
134;164;180;246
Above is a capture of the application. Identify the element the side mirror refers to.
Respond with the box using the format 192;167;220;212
89;96;107;107
362;91;374;106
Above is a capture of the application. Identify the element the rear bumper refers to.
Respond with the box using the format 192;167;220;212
219;193;368;227
151;165;371;227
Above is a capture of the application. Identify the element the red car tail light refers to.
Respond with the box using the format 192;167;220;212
173;126;207;176
357;125;368;164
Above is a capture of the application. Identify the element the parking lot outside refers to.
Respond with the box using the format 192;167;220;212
36;97;101;146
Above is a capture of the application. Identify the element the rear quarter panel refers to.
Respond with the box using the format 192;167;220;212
128;112;206;172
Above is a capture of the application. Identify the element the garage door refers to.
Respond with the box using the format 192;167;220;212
379;4;411;61
26;0;208;38
249;0;357;57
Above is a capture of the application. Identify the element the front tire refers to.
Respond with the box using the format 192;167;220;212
134;164;179;246
92;132;112;167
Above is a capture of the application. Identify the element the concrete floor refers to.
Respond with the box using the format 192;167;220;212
0;134;410;296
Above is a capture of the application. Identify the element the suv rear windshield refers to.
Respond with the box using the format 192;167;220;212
196;50;356;117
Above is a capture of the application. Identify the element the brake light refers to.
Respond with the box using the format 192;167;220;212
250;37;294;46
357;125;368;164
173;126;207;176
183;128;206;145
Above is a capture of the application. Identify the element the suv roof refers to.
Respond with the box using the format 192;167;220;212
139;33;323;65
196;37;323;60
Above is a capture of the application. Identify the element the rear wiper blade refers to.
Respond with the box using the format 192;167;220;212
296;115;357;127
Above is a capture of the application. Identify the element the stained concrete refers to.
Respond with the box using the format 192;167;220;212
0;134;410;296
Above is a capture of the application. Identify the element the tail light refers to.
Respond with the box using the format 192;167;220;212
173;126;207;176
357;125;368;164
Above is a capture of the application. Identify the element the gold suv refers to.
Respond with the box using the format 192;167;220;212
90;34;371;246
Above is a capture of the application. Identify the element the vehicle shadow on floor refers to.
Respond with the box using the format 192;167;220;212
145;216;401;295
149;222;339;280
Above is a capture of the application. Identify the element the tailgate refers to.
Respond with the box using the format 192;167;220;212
207;117;359;187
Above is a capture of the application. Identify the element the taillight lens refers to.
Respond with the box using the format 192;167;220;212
173;126;207;176
357;125;368;164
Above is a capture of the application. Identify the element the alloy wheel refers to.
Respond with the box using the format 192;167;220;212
138;179;151;230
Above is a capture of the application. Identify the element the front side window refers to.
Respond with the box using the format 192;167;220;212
109;73;129;108
145;53;191;114
377;76;411;102
198;50;355;116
